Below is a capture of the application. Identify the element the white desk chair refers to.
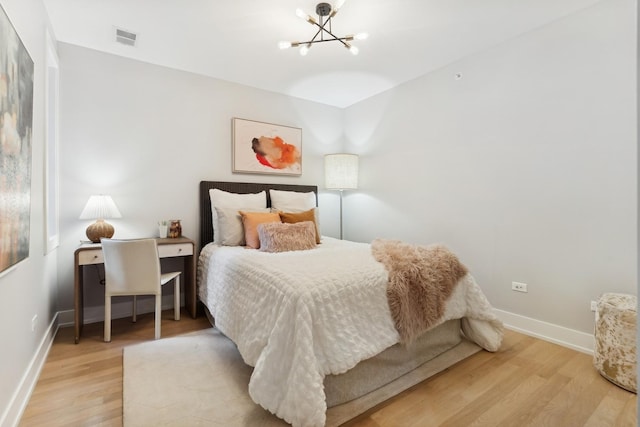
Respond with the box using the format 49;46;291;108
101;238;181;342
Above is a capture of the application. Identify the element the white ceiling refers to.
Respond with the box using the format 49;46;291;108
43;0;602;108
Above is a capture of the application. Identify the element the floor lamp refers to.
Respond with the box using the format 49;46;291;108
324;153;359;239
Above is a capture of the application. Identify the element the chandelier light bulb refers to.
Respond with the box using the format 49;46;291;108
296;8;316;24
330;0;347;17
349;45;359;55
354;32;369;40
300;45;310;56
278;41;292;49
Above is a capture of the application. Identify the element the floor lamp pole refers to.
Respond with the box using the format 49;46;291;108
339;190;344;240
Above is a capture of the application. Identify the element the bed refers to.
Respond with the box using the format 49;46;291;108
197;181;504;427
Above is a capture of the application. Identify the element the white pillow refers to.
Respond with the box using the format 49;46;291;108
269;189;320;239
210;189;266;244
215;207;270;246
269;189;316;211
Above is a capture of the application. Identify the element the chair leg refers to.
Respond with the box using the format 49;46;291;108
104;295;112;342
174;276;180;321
132;295;137;323
154;294;161;339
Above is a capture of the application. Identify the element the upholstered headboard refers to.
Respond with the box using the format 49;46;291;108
199;181;318;249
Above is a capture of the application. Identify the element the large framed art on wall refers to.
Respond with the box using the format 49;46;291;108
0;4;35;275
232;118;302;176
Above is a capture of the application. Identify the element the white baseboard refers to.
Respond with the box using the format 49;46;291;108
1;313;59;427
56;309;74;326
494;309;595;355
57;294;184;328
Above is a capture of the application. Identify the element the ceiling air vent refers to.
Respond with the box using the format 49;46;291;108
115;28;137;46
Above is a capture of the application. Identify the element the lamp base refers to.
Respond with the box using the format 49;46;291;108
86;219;115;243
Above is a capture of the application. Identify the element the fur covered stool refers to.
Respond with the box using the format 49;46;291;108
593;293;637;393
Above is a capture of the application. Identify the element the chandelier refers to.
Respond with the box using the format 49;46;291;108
278;1;368;56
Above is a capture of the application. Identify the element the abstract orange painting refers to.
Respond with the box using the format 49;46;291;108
232;118;302;176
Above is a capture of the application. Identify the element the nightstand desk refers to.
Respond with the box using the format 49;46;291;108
73;236;197;343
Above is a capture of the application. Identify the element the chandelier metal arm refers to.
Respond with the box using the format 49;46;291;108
300;36;353;48
304;17;352;48
308;26;323;44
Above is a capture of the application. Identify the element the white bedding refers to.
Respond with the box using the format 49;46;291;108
198;237;503;427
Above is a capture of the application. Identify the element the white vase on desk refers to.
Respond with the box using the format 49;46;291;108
158;225;168;238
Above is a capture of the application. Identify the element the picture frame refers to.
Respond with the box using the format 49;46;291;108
0;3;34;275
232;118;302;176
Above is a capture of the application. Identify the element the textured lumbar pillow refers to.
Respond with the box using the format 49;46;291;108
258;221;317;253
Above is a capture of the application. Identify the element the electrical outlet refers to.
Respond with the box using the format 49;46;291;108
31;314;38;332
512;281;528;293
590;300;597;312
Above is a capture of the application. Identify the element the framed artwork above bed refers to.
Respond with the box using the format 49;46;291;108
232;117;302;176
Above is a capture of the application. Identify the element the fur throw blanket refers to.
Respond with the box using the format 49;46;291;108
372;239;470;343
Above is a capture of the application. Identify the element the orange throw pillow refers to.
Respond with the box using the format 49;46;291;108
279;208;320;244
239;211;281;249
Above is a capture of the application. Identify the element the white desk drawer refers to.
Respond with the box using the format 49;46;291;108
77;242;192;265
77;249;104;265
158;243;193;258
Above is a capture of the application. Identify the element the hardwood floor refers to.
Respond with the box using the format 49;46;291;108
344;331;637;427
20;314;636;426
19;311;211;427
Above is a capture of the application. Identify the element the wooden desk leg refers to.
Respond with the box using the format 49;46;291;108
74;263;84;344
184;254;197;318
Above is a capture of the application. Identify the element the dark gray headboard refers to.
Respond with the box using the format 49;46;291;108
199;181;318;249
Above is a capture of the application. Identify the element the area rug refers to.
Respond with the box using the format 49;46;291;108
123;328;481;426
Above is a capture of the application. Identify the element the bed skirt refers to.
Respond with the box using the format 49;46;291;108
324;319;461;407
204;308;479;425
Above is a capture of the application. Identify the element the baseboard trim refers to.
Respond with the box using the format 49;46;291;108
57;309;74;327
57;295;183;328
1;313;59;427
494;309;594;355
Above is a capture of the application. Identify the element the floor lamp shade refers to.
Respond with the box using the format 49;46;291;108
324;153;359;190
325;154;358;240
79;195;122;243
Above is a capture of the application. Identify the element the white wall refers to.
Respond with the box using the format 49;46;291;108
55;43;344;317
343;0;636;337
0;1;59;425
2;0;636;422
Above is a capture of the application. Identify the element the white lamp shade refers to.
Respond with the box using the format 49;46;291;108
79;195;122;220
325;153;359;190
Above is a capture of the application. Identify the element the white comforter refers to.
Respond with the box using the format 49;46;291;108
198;237;503;427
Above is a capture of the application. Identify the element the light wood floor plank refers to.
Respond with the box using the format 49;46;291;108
466;372;547;426
20;312;211;427
20;316;637;426
344;330;636;427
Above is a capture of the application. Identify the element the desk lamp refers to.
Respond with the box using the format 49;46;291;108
79;195;122;243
